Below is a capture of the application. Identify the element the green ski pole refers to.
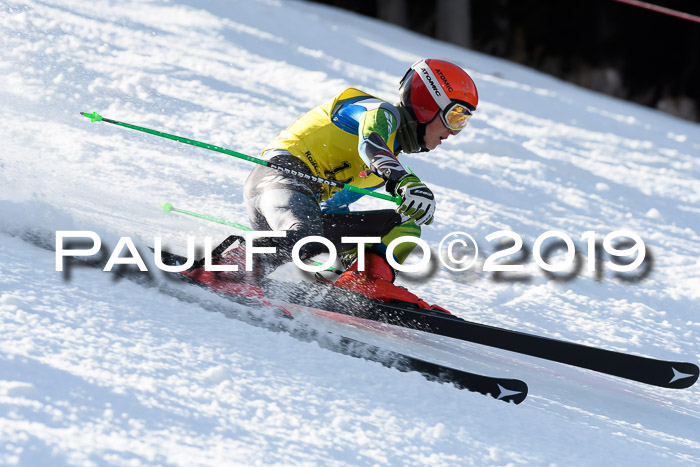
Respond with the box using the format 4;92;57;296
161;202;342;273
82;111;401;205
162;202;252;231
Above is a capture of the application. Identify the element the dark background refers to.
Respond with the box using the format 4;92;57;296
308;0;700;122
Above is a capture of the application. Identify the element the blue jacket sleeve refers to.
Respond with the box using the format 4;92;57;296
320;189;367;213
320;185;382;213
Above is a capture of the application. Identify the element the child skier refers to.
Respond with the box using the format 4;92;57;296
192;58;478;307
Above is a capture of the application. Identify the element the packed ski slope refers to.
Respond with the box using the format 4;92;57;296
1;0;700;464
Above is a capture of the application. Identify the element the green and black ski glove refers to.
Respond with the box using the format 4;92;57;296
394;174;435;226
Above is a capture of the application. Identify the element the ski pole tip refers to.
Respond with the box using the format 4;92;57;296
81;111;102;122
162;202;173;213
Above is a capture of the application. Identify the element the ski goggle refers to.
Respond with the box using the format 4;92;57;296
440;102;472;132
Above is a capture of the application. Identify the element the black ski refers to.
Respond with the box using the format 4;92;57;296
327;336;527;404
173;279;528;403
150;246;530;403
372;302;698;389
270;281;698;390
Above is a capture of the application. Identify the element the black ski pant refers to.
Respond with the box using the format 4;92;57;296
243;151;403;269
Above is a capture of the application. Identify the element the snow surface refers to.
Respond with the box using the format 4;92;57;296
1;0;700;465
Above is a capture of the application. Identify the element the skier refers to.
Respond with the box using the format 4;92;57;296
192;59;478;307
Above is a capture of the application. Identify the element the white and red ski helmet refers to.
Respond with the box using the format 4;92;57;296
399;59;478;131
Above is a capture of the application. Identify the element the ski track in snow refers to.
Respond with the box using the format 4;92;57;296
1;0;699;465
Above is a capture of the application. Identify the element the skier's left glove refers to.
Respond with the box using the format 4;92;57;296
394;174;435;226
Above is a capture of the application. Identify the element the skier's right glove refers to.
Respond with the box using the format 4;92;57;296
394;174;435;226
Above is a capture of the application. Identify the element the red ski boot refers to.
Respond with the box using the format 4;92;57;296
334;252;450;313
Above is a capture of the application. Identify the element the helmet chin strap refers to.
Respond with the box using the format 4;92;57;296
417;121;428;151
